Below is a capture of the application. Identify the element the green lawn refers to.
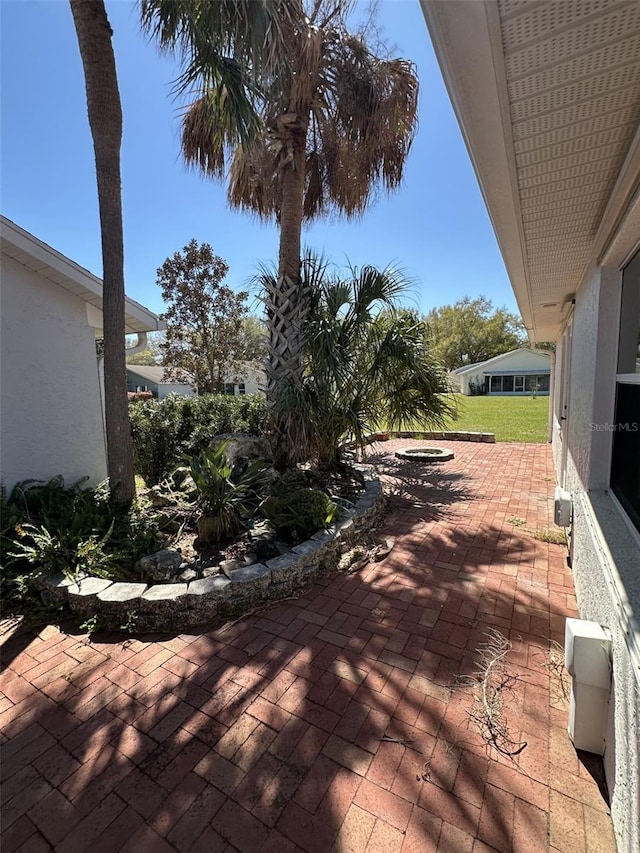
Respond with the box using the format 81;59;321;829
439;394;549;443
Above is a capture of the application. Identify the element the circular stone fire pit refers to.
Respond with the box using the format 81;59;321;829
395;447;454;462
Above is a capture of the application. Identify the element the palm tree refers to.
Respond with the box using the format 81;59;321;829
260;252;454;469
70;0;135;504
155;0;418;468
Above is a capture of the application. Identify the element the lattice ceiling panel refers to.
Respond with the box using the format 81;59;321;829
497;0;640;334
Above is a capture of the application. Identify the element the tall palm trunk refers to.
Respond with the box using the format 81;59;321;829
70;0;135;504
267;22;321;468
267;130;309;468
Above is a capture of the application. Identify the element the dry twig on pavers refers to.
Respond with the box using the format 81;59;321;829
377;735;422;751
456;628;528;757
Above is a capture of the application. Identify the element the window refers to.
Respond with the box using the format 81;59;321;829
238;383;246;395
490;376;503;393
503;375;514;392
514;375;524;392
224;383;235;396
610;249;640;533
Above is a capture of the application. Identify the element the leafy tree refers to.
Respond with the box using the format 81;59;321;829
425;297;526;372
237;316;268;362
147;0;418;468
157;240;249;394
260;252;453;469
70;0;135;504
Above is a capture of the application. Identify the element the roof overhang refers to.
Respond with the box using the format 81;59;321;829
420;0;640;342
0;216;164;335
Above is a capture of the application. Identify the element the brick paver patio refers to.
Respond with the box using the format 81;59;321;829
1;440;616;852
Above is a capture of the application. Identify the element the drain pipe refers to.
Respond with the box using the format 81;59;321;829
548;348;555;443
125;332;148;358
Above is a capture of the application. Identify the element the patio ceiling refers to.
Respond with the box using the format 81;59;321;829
421;0;640;342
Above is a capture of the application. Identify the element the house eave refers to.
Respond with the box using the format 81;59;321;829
0;216;164;335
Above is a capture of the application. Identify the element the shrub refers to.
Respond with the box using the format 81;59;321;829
129;394;268;485
262;488;338;544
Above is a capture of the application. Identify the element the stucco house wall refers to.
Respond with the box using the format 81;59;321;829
228;361;266;396
554;261;640;852
1;216;162;493
1;255;107;490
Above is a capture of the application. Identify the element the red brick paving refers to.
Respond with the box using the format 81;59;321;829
0;440;616;852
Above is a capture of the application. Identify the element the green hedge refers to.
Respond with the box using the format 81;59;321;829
129;394;268;485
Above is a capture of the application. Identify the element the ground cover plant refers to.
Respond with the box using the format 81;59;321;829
1;477;160;621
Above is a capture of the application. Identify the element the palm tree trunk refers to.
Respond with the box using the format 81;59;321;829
267;19;322;468
267;130;309;469
70;0;135;504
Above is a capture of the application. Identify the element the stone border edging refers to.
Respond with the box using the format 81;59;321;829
370;430;495;444
41;470;386;633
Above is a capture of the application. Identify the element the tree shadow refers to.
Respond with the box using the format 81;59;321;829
0;443;612;852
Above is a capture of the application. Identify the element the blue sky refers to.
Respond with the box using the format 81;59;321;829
1;0;517;319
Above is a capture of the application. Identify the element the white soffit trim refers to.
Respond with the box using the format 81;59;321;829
421;0;640;342
0;216;164;334
420;0;533;329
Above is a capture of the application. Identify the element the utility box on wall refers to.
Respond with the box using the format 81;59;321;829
554;486;572;527
564;618;612;755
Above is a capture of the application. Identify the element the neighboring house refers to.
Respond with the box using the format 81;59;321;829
0;216;163;491
229;361;266;397
126;362;266;398
422;2;640;850
452;348;551;396
126;365;195;399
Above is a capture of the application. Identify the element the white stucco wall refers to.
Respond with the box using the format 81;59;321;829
553;263;640;853
0;255;107;491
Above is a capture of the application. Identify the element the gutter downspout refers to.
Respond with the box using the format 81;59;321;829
125;331;148;358
548;348;555;443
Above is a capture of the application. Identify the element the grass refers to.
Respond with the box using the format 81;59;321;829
439;394;549;443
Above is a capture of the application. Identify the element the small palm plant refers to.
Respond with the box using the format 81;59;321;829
296;253;455;469
189;440;267;544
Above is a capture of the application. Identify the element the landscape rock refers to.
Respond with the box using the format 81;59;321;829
136;548;184;582
209;433;273;476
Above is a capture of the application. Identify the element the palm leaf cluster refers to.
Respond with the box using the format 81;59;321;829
295;253;453;468
228;6;418;221
141;0;299;171
147;0;418;221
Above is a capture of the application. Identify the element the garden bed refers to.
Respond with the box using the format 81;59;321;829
39;472;385;632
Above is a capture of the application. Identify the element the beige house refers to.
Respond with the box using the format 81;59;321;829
0;216;162;491
452;347;552;396
421;2;640;850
